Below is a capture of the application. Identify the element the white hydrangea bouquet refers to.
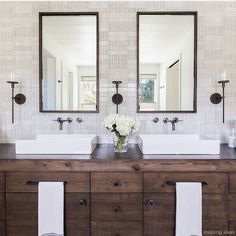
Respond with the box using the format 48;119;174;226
103;114;140;153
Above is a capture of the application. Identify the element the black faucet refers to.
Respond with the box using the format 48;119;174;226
163;117;183;131
53;117;73;130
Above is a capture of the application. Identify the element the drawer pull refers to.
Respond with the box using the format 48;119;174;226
112;180;122;188
79;199;87;207
166;181;208;186
147;199;156;208
112;206;121;213
132;164;140;171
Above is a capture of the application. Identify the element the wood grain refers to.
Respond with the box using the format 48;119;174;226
144;172;228;193
229;194;236;221
143;193;228;235
91;221;142;236
91;193;142;220
0;193;6;236
6;172;90;193
230;173;236;193
91;172;142;193
0;172;5;192
6;193;90;236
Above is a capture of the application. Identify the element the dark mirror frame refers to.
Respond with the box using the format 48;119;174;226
137;11;198;113
39;12;99;113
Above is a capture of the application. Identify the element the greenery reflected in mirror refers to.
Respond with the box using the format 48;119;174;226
40;13;98;112
137;12;197;113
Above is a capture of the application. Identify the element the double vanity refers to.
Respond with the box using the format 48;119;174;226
0;142;236;236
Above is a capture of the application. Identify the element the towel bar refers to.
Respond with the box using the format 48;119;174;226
26;181;67;185
166;181;208;186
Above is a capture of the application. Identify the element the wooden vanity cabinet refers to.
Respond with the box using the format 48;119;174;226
0;172;5;236
143;172;229;236
2;170;232;236
5;172;90;236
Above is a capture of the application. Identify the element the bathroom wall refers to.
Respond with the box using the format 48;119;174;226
0;1;236;143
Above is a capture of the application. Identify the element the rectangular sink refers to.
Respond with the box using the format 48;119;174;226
138;134;220;155
15;134;97;155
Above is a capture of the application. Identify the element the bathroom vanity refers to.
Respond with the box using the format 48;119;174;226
0;144;236;236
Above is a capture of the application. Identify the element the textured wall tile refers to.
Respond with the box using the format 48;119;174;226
0;1;236;143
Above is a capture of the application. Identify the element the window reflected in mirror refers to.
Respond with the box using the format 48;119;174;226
137;12;197;112
40;13;98;112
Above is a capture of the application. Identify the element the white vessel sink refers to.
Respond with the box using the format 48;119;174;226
138;134;220;155
15;134;97;155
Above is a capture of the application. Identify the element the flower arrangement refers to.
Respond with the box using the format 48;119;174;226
103;114;140;152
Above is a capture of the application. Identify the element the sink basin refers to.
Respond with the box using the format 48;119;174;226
138;134;220;155
15;134;97;155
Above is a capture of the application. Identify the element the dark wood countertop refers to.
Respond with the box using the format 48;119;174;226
0;144;236;172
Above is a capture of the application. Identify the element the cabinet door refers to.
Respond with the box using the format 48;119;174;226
6;193;90;236
6;172;91;236
143;193;228;236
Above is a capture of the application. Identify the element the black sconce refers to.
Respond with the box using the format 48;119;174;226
210;79;230;123
112;81;123;114
7;81;26;124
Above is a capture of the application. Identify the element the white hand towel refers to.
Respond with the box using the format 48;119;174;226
176;182;202;236
38;182;64;236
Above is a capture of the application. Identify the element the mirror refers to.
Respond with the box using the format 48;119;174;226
39;13;98;112
137;12;197;113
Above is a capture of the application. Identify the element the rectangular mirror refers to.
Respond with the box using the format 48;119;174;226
137;12;197;113
39;12;99;112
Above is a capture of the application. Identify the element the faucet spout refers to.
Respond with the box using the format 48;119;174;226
53;117;73;130
171;122;176;131
163;117;182;131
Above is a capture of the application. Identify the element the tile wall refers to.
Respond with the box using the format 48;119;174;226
0;1;236;143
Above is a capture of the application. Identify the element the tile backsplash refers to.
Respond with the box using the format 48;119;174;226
0;1;236;143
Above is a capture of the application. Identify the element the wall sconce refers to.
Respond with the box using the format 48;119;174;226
112;81;123;114
7;81;26;124
210;79;230;123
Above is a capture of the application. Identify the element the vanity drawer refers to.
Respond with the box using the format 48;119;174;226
229;173;236;193
91;221;142;236
91;193;142;220
6;172;90;193
0;172;5;193
91;172;142;193
144;172;228;193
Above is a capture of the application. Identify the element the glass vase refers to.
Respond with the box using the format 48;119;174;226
113;135;128;153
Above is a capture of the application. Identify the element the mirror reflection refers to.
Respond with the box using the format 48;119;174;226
40;13;98;112
138;13;197;112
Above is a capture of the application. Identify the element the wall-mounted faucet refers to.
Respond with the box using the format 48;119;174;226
163;117;183;131
152;117;159;123
53;117;72;130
